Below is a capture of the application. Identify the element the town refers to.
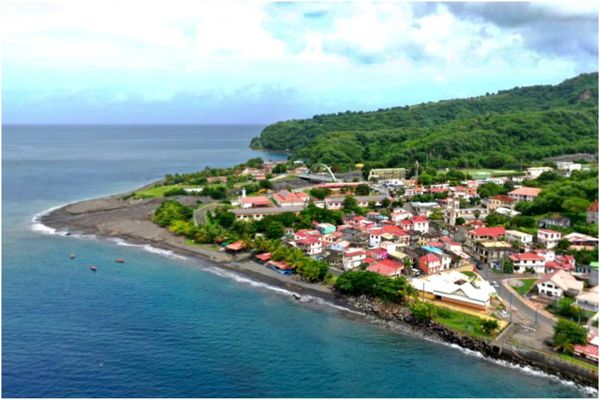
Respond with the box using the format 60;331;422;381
146;156;599;376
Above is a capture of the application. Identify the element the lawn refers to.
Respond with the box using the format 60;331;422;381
557;353;599;373
432;307;494;339
458;168;520;179
461;271;476;278
511;278;537;296
133;184;182;199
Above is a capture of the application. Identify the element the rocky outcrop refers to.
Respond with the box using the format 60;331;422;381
344;295;598;389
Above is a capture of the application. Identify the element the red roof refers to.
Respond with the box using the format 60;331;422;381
469;226;506;237
490;194;515;203
420;253;441;263
240;196;272;206
268;260;293;270
429;187;448;193
344;249;366;257
297;237;319;245
538;228;560;234
382;225;408;237
509;253;544;262
589;200;598;212
412;215;428;223
367;259;403;276
574;343;599;358
427;241;444;248
255;252;272;262
225;241;245;251
273;190;308;204
509;187;541;197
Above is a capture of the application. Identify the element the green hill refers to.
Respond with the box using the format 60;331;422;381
251;73;598;170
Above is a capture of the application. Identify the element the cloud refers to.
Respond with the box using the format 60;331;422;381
2;1;597;123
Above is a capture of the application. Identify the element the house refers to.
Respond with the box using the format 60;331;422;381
526;166;553;179
576;287;599;313
539;215;571;229
232;206;304;221
367;259;404;277
587;200;598;225
419;253;442;274
295;237;323;256
321;195;386;210
266;260;294;275
508;187;541;202
556;161;582;177
573;335;599;363
315;223;336;235
509;253;546;274
390;209;413;222
411;270;496;310
505;230;533;248
467;226;506;248
563;232;599;250
240;196;272;208
536;270;584;298
473;241;513;266
488;195;516;210
537;229;561;249
411;215;429;233
255;252;272;263
545;255;575;273
272;190;309;207
225;240;246;253
342;248;367;270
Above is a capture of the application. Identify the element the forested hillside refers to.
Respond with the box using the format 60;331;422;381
251;73;598;170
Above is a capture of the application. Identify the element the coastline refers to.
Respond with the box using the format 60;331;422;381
35;192;599;392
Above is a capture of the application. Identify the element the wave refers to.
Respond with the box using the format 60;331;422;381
107;238;187;261
31;204;70;236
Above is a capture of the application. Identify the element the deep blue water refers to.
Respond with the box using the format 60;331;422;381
2;125;593;397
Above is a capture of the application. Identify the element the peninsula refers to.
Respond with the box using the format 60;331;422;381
40;73;599;389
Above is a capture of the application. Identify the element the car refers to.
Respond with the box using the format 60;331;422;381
492;281;500;288
475;263;483;271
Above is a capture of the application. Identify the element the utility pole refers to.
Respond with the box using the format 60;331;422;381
509;291;513;323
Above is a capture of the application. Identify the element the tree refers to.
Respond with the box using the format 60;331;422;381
481;319;500;334
410;301;435;321
259;179;273;190
153;200;193;227
418;173;433;186
272;163;288;174
562;197;590;213
343;195;359;213
265;221;285;240
502;260;514;273
355;184;370;195
309;187;331;200
477;182;505;198
455;217;465;225
553;319;588;353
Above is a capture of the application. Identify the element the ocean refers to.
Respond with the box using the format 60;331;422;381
2;125;594;397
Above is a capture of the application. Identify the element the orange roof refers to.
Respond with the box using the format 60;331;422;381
509;187;541;197
420;253;441;263
367;259;402;276
255;253;272;262
509;253;544;262
469;226;506;237
240;196;272;205
226;241;245;251
589;200;598;212
491;194;515;203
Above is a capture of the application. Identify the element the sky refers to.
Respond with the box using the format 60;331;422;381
2;0;598;124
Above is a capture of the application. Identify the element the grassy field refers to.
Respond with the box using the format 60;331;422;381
461;271;476;278
458;168;520;179
511;278;537;296
433;307;494;339
557;353;599;372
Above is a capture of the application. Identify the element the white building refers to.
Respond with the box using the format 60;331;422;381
537;229;562;249
536;270;584;298
411;215;429;233
509;253;546;274
526;166;553;179
342;248;367;270
411;271;496;310
505;230;533;247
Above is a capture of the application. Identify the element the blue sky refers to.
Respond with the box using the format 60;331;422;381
2;1;598;124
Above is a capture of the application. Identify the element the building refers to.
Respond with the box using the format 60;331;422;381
232;206;304;221
508;187;541;202
295;237;322;256
411;215;429;233
411;271;496;311
576;287;599;313
240;196;273;208
573;335;599;363
419;253;442;274
536;270;584;298
537;229;561;249
505;230;533;248
320;195;387;210
272;190;309;207
526;166;553;179
315;223;336;235
366;259;403;277
539;215;571;229
342;248;367;270
563;232;599;250
556;161;582;177
488;195;516;210
473;241;513;266
367;168;406;181
587;200;598;225
509;253;546;274
467;226;506;248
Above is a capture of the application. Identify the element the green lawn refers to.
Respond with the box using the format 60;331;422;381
433;307;494;339
458;168;520;179
461;271;476;278
557;353;599;372
133;184;183;199
511;278;537;296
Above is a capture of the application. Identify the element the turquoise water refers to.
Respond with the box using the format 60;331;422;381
2;125;593;397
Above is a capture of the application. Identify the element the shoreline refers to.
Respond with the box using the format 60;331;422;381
35;193;599;393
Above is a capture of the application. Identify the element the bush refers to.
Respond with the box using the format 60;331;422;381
334;270;413;303
153;200;193;227
481;319;500;334
411;301;435;321
553;319;588;354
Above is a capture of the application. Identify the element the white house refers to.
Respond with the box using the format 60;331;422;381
411;215;429;233
508;187;541;202
576;287;599;312
411;271;496;310
509;253;546;274
342;248;367;270
295;237;322;256
536;270;584;298
537;229;562;249
505;230;533;248
526;166;553;179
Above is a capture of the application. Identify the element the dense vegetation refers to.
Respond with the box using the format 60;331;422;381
251;73;598;170
334;270;414;303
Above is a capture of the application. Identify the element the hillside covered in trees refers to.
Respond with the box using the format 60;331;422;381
251;73;598;171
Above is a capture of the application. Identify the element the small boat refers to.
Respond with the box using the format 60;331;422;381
292;293;301;300
69;253;76;259
115;258;125;264
90;266;97;272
